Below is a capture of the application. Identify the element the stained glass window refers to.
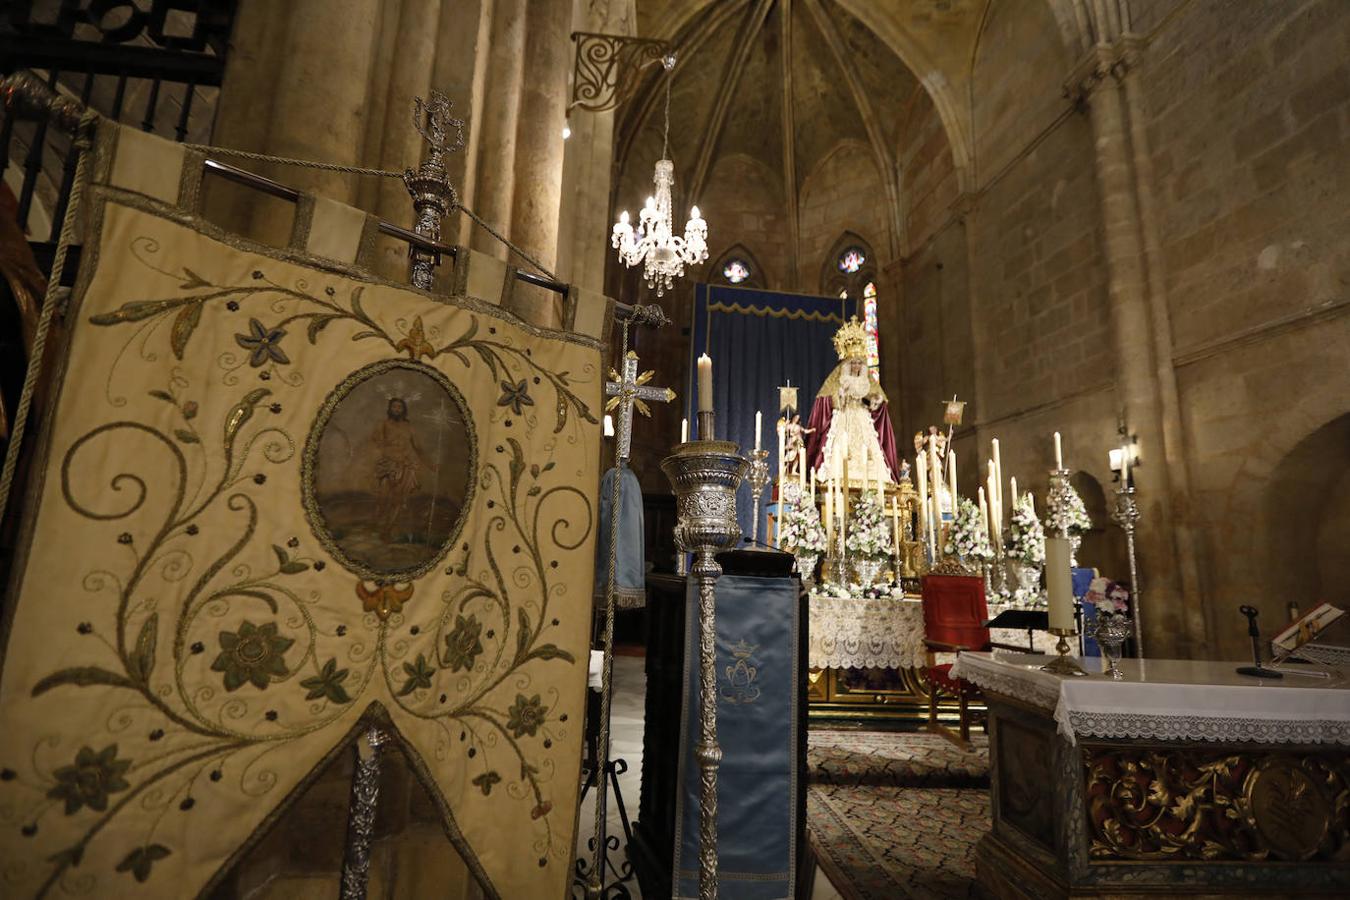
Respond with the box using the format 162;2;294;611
838;246;866;274
863;281;879;379
722;259;751;284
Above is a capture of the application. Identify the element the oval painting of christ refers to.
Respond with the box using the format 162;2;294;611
303;360;474;581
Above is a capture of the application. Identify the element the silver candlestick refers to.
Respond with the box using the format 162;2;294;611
1046;467;1083;565
1110;484;1143;657
746;448;771;548
661;418;745;900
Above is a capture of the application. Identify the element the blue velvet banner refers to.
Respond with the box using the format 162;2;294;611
673;574;800;900
689;284;856;541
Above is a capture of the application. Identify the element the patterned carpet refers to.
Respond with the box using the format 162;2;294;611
806;730;991;899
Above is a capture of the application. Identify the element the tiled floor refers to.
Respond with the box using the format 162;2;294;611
576;655;841;899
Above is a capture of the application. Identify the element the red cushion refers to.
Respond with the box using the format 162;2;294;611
921;575;991;651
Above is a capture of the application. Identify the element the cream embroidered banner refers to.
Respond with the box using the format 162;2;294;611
0;123;601;898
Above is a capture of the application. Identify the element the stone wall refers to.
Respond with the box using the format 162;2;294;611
796;140;891;290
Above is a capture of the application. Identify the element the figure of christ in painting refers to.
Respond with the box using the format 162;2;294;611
369;397;428;540
806;316;900;484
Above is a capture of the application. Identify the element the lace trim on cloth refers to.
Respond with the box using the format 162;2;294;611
1057;710;1350;745
949;655;1061;711
808;594;926;670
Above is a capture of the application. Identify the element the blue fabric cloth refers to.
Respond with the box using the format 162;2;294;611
1073;567;1101;656
673;574;800;900
594;466;646;606
689;284;856;541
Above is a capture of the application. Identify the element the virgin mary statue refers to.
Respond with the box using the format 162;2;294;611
806;316;901;482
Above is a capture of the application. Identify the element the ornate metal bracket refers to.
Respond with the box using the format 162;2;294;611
569;32;673;114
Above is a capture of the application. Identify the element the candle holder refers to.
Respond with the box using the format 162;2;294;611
746;448;771;548
661;429;745;900
1046;467;1083;566
1110;484;1143;658
1040;627;1090;677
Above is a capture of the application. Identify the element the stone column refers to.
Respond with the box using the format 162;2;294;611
249;0;382;244
433;0;491;248
1068;47;1186;656
469;0;527;261
370;0;443;280
507;0;572;327
1118;37;1208;649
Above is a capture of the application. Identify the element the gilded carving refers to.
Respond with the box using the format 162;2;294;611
1084;746;1350;863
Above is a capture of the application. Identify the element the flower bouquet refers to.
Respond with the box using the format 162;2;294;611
1046;480;1091;564
943;497;994;566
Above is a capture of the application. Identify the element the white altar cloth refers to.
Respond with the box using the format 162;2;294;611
807;595;1056;670
952;651;1350;746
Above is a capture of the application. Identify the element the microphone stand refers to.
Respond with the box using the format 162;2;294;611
1235;605;1283;679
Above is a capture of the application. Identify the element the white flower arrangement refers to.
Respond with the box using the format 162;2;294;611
778;496;826;554
1046;482;1091;535
1006;494;1045;566
845;490;891;560
943;497;994;562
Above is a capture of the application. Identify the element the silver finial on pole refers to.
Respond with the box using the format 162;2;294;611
404;91;465;290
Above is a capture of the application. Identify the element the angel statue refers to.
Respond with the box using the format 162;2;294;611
805;316;900;483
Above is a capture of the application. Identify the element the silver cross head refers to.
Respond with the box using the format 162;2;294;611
605;350;674;461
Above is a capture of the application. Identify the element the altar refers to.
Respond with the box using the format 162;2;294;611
954;651;1350;897
806;593;1057;719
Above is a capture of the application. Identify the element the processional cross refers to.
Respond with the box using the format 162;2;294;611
605;349;674;461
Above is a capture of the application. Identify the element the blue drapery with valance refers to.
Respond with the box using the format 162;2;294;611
688;284;856;541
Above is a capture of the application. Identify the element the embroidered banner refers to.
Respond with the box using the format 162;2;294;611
673;574;801;900
0;123;601;899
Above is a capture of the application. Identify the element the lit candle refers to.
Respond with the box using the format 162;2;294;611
947;448;958;504
1054;431;1064;470
1009;475;1018;513
991;438;1003;515
681;417;688;444
697;354;713;413
1046;537;1075;631
916;453;929;546
754;410;762;450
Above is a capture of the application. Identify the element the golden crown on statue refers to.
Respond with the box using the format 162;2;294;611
832;316;870;360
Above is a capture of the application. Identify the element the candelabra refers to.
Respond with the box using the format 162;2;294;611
1110;483;1144;657
746;448;770;548
661;412;745;900
1045;467;1082;565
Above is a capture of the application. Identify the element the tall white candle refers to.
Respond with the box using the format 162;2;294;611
696;354;713;413
892;497;901;555
1054;431;1064;470
978;486;990;538
916;453;929;546
824;483;833;545
809;469;816;503
947;448;958;504
1046;537;1075;631
681;418;688;444
754;410;762;450
1009;475;1018;513
991;438;1003;515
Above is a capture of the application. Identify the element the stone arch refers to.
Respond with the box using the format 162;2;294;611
710;243;767;289
1069;470;1130;582
1263;413;1350;613
820;231;877;300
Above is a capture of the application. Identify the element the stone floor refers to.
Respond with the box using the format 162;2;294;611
575;654;841;899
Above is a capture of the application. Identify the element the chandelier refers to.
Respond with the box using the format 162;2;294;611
612;59;707;297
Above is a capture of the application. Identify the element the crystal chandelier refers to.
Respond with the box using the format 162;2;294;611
612;60;707;297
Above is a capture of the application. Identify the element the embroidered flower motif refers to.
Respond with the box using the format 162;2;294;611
210;620;293;691
444;614;484;673
398;653;435;696
116;844;171;883
300;657;351;704
471;771;501;796
47;744;132;814
497;379;534;415
235;318;290;368
506;693;546;738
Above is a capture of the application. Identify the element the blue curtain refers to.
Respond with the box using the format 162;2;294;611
688;284;856;541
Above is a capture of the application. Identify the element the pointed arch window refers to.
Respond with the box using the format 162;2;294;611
838;246;867;274
723;258;752;284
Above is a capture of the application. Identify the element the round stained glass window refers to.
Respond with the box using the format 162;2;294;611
838;247;866;274
723;259;751;284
